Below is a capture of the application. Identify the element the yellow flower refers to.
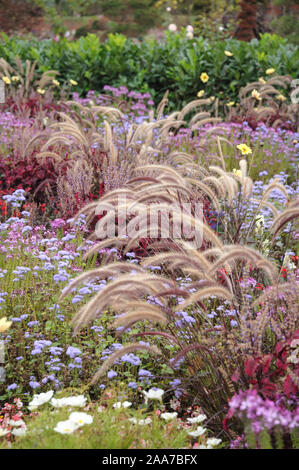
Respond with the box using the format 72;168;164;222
0;317;12;333
293;139;298;144
259;77;266;84
209;96;215;102
224;50;233;57
52;79;60;87
232;169;242;177
197;90;204;98
266;68;275;75
11;76;20;82
200;72;209;83
237;143;252;155
227;101;235;107
251;89;262;101
277;94;286;102
2;76;11;85
69;79;78;86
37;88;45;95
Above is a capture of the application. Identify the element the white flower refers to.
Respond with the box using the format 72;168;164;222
9;419;26;427
50;395;87;408
143;388;164;404
206;437;222;447
187;414;207;424
282;254;296;270
11;427;26;437
28;390;54;410
139;418;152;425
129;417;152;425
255;214;265;237
0;428;9;437
69;412;93;427
168;24;177;32
113;401;132;409
54;419;78;434
170;398;180;410
113;402;122;409
287;353;299;364
122;401;132;408
161;412;178;421
188;426;207;437
128;417;137;424
186;31;194;40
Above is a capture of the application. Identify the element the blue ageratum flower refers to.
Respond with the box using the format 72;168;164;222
121;353;141;366
49;346;64;356
66;346;82;359
107;370;118;379
138;369;152;377
128;381;138;389
29;380;40;389
7;383;18;391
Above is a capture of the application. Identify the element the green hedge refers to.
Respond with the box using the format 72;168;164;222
0;31;298;110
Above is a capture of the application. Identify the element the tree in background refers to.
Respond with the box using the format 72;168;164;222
101;0;160;27
234;0;258;41
269;0;299;45
0;0;44;34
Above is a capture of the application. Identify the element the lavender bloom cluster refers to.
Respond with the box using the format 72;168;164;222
229;389;299;434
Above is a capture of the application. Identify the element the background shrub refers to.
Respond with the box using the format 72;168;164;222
0;32;298;111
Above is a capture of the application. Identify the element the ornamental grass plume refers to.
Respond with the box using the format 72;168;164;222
0;57;59;101
58;94;298;433
230;74;298;130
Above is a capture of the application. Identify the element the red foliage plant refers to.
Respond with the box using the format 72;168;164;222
231;329;299;400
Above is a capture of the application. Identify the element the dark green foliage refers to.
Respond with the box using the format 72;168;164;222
270;15;299;46
101;0;127;18
0;32;298;111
